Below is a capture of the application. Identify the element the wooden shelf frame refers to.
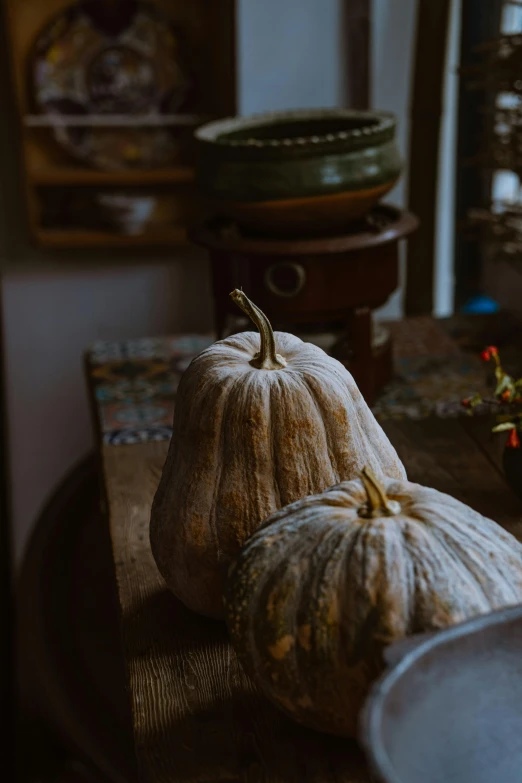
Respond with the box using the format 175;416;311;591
37;227;188;249
24;114;208;128
3;0;237;250
32;166;195;186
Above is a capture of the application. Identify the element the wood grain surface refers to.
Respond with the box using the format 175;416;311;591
101;415;522;783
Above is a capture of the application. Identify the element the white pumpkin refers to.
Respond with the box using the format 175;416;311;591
150;291;406;618
225;468;522;737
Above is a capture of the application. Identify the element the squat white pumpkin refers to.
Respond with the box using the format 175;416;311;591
225;468;522;737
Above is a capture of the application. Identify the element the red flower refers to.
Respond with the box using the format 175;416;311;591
501;389;512;402
507;428;521;449
461;398;472;408
481;345;499;362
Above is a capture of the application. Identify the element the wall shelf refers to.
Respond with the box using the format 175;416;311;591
32;166;195;186
37;227;188;249
4;0;237;250
24;114;207;128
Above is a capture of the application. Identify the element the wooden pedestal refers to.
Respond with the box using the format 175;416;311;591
191;205;418;404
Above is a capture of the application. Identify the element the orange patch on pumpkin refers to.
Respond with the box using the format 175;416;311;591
328;597;339;624
268;634;295;660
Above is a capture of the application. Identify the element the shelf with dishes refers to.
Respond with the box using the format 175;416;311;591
34;183;199;247
5;0;237;250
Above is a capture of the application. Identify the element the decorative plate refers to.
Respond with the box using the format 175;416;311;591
33;0;191;170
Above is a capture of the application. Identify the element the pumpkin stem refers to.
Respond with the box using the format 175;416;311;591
230;289;287;370
359;466;401;518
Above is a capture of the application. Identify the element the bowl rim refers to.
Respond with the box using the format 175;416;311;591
359;604;522;783
195;107;397;150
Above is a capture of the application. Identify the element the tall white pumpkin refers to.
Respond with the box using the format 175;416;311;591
150;290;406;618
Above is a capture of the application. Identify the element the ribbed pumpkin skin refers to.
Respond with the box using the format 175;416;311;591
150;331;406;619
224;477;522;737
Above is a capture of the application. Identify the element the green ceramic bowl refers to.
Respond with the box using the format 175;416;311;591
195;108;403;236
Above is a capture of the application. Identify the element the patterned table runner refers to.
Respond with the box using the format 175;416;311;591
87;315;518;446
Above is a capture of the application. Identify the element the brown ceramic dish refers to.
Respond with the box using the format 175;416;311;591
360;604;522;783
195;108;402;236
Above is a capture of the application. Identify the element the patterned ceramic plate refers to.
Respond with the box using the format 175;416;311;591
33;0;191;169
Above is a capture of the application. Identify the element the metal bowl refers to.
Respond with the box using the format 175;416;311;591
360;605;522;783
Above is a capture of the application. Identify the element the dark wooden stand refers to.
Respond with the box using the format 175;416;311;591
191;205;418;404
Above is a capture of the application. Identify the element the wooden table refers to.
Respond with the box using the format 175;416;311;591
88;321;522;783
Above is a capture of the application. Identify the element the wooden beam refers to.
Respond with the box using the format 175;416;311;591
344;0;371;109
405;0;452;316
0;7;20;778
0;276;14;779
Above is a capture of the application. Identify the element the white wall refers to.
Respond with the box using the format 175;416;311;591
371;0;418;320
3;0;350;564
238;0;346;113
372;0;460;320
5;0;458;563
434;0;461;317
3;256;213;563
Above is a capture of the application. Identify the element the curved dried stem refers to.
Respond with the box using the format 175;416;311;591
359;466;401;518
230;289;287;370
